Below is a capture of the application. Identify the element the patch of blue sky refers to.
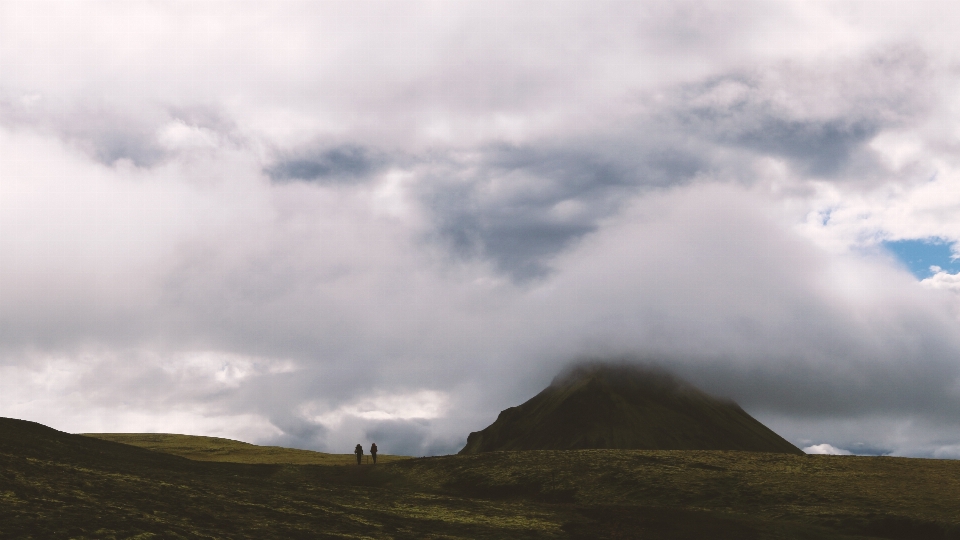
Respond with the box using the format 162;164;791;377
882;238;960;279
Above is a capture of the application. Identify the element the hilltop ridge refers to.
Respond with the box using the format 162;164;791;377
460;363;802;455
83;433;409;465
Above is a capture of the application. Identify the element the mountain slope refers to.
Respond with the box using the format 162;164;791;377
460;363;802;455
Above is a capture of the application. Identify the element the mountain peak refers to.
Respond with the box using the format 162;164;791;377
460;362;802;455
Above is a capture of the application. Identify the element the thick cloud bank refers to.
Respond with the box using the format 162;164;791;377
3;1;960;457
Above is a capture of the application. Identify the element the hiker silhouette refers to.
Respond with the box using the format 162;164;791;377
370;442;378;464
354;443;363;465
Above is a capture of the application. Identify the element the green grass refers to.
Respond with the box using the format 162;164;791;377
83;433;410;465
391;449;960;538
4;418;960;539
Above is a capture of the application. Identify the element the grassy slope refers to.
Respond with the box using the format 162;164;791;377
83;433;410;465
393;450;960;539
2;418;561;539
4;418;960;539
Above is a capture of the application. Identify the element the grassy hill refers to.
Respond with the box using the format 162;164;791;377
461;364;802;455
83;433;409;465
3;417;960;539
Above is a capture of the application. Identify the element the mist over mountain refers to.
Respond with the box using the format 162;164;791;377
461;363;802;455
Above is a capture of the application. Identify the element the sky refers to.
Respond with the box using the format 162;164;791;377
3;1;960;458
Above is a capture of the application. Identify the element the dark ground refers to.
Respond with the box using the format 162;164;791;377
2;417;960;539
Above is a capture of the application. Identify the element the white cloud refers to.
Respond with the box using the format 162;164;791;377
301;390;450;428
803;443;852;455
931;445;960;459
3;1;960;458
0;351;286;442
921;271;960;293
157;120;222;151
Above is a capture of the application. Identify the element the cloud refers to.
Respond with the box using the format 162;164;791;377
922;271;960;292
3;1;960;459
266;145;386;183
363;419;462;457
407;44;934;280
300;391;449;428
802;443;852;455
669;44;931;177
416;137;711;280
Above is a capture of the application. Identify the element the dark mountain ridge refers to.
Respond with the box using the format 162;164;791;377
460;363;803;455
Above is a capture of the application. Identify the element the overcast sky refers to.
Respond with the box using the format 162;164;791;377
4;1;960;457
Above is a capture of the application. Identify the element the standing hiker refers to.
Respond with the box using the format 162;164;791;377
370;442;378;464
354;443;363;465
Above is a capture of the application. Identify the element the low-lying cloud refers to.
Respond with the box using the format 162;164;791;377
2;1;960;458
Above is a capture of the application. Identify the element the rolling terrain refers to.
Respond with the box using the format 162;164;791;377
3;417;960;539
83;433;409;465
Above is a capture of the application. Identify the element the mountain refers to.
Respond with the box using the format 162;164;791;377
460;363;803;455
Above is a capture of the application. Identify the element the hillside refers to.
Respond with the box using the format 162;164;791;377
84;433;410;465
4;416;960;539
461;363;802;455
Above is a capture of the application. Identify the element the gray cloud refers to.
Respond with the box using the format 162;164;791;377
84;127;167;167
263;414;330;452
2;1;960;460
363;419;461;457
404;45;934;280
417;139;707;279
0;97;239;167
731;118;879;176
266;145;386;184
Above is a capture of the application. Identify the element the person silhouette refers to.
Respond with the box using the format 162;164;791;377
370;442;378;464
354;443;363;465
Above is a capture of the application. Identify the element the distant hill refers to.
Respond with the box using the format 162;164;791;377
83;433;409;465
460;363;803;455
